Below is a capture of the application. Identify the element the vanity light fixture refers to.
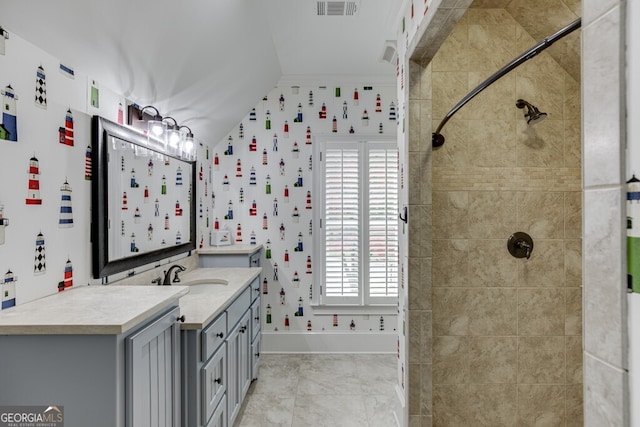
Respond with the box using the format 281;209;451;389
163;116;181;154
179;125;195;161
138;105;166;140
126;104;195;161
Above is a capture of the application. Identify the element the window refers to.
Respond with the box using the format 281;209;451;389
315;139;399;306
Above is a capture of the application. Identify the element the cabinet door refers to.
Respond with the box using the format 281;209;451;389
202;343;226;425
251;333;261;381
126;306;181;427
205;396;227;427
226;311;251;427
250;298;260;341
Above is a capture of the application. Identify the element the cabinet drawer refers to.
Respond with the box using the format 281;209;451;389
249;252;260;267
250;277;260;302
202;343;226;425
227;287;251;330
202;313;227;362
250;298;260;341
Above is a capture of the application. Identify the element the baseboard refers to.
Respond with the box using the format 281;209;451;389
261;331;397;354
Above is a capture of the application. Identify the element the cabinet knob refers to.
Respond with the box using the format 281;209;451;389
216;332;224;339
214;378;222;384
176;315;186;323
255;352;260;357
254;316;260;321
240;326;247;333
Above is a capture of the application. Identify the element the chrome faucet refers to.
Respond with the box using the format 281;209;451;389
162;264;186;285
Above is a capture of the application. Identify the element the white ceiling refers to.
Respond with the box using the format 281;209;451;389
0;0;399;144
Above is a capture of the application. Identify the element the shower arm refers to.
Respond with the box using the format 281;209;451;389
432;17;581;148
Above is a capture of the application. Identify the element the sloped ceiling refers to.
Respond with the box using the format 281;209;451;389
0;0;398;145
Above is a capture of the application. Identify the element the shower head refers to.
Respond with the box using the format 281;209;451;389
516;99;547;125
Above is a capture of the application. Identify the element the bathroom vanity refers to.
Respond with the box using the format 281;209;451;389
198;244;262;269
179;267;262;427
0;285;188;427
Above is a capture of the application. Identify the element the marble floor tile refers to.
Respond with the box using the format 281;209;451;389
292;394;369;427
235;354;398;427
236;394;295;427
364;394;400;427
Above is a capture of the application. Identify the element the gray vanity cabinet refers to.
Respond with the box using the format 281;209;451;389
126;305;182;427
0;304;182;427
182;277;261;427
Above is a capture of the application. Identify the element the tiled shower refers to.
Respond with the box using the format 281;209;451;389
406;2;583;425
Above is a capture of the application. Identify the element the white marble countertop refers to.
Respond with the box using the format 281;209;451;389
0;285;189;335
197;244;263;255
177;267;261;330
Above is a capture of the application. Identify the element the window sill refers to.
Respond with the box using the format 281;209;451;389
310;304;397;316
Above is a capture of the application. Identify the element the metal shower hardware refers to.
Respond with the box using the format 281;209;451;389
432;17;581;148
507;232;534;259
516;99;547;125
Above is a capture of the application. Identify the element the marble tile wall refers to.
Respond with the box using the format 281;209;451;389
427;8;582;426
581;0;629;425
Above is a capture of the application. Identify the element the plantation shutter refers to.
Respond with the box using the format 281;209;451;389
324;147;360;298
367;148;399;299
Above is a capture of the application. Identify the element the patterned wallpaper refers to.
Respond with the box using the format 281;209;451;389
0;28;209;307
210;83;398;333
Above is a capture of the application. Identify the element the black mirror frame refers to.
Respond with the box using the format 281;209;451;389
91;116;196;279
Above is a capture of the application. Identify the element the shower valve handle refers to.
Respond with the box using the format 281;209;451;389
507;232;534;260
516;240;532;259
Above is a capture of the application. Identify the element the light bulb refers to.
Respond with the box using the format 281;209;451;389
168;130;180;148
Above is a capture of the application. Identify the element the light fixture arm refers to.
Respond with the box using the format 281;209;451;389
179;125;193;138
163;116;179;129
138;105;162;121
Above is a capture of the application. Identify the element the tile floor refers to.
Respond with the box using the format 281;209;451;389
235;353;398;427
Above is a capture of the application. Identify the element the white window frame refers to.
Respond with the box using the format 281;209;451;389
313;137;399;309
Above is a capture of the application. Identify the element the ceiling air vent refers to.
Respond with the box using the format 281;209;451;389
316;1;359;16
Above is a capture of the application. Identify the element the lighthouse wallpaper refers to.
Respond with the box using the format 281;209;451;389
0;28;131;304
0;27;210;306
0;20;400;351
211;83;398;334
0;30;96;304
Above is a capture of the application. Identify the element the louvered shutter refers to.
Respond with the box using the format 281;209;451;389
324;147;360;298
367;148;399;300
318;141;399;305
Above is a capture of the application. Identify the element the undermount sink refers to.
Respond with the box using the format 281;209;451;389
184;278;229;286
184;279;229;295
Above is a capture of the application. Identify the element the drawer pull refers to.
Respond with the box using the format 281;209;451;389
216;332;224;339
177;315;186;323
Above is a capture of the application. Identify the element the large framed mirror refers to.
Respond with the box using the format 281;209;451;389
91;116;196;278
